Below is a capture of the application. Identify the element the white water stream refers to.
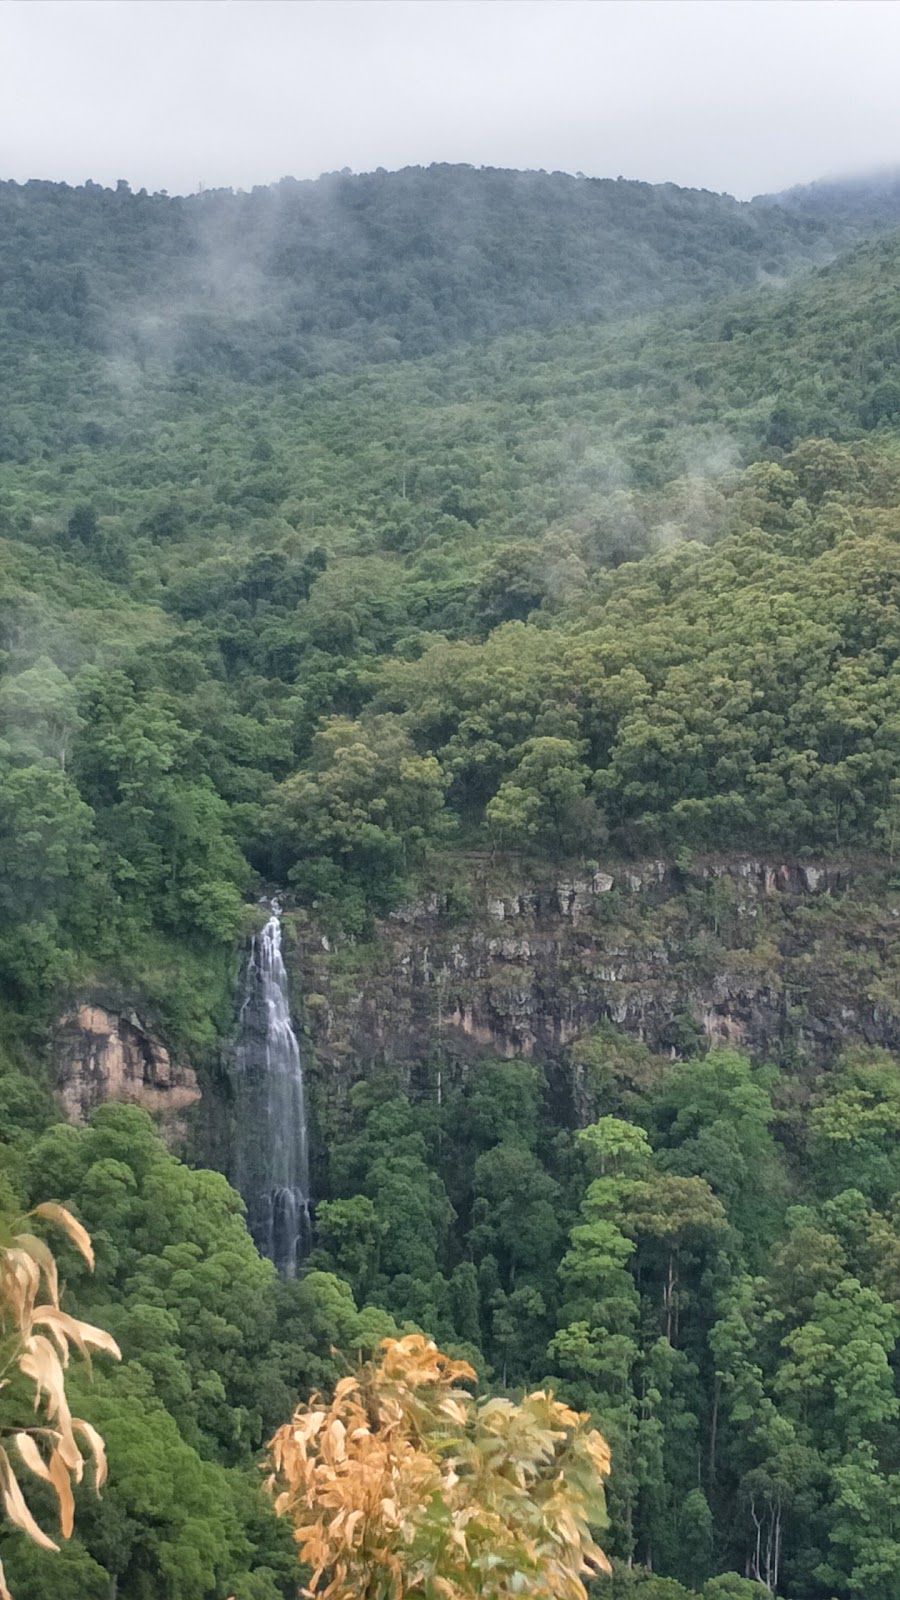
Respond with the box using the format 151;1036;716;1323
234;905;311;1276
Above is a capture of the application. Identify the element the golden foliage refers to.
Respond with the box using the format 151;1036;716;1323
268;1333;611;1600
0;1204;120;1599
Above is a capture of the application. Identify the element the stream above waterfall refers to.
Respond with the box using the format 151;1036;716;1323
232;906;311;1276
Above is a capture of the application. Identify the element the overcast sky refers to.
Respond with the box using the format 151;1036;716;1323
3;0;900;200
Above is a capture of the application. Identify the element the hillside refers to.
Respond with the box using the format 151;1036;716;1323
3;169;900;1600
0;162;858;431
762;166;900;232
3;215;900;1016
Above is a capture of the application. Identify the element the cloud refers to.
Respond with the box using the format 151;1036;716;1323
2;1;900;199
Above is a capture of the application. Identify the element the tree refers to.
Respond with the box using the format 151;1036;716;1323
776;1277;899;1452
470;1144;561;1287
0;660;83;772
313;1196;382;1302
0;1204;119;1600
73;669;247;943
23;1104;282;1462
65;504;97;547
651;1051;783;1252
551;1120;649;1564
486;738;604;855
470;543;547;629
703;1577;769;1600
567;1027;664;1123
0;758;104;1005
809;1049;900;1206
268;715;449;923
626;1175;727;1345
268;1334;611;1600
825;1446;900;1600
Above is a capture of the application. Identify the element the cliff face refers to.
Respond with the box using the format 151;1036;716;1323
293;855;900;1120
50;856;900;1163
54;1003;200;1144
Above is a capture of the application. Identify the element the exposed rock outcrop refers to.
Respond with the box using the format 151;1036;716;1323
294;855;900;1113
53;856;900;1171
55;1004;200;1145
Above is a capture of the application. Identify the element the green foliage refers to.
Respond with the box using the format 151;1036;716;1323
6;200;900;1038
0;166;852;430
486;736;605;855
809;1048;900;1205
7;159;900;1600
0;1097;394;1599
266;714;450;927
0;1539;109;1600
703;1579;770;1600
650;1050;784;1251
312;1195;381;1301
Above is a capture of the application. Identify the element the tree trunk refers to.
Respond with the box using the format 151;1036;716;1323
709;1374;720;1487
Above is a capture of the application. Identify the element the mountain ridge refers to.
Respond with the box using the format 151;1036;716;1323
0;162;856;390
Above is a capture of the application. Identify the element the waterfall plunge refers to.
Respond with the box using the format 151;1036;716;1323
233;907;311;1276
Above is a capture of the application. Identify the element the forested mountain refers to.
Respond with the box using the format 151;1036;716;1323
763;167;900;232
0;162;860;404
3;164;900;1600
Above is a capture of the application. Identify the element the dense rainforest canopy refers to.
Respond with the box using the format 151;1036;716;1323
3;163;900;1600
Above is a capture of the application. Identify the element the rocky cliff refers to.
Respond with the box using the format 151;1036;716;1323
54;1003;200;1144
292;854;900;1130
50;856;900;1164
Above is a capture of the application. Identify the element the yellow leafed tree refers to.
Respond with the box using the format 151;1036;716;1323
0;1202;120;1600
268;1333;611;1600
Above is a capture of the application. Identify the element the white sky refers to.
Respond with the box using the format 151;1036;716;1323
3;0;900;200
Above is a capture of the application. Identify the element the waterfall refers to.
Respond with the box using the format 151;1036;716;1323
233;904;311;1276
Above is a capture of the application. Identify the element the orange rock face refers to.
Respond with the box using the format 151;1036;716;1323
54;1005;200;1146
